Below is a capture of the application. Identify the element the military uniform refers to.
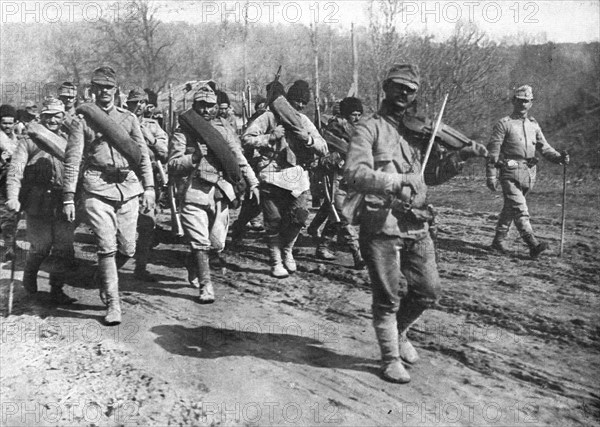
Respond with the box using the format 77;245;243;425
127;87;170;280
0;105;19;260
487;85;566;258
168;84;258;302
345;64;488;383
6;97;77;303
242;80;328;278
308;98;365;268
63;66;154;324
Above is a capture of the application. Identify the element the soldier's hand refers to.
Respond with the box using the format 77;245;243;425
5;199;20;213
141;188;156;214
270;125;285;142
248;186;260;204
394;173;425;197
559;149;570;165
63;203;76;222
459;141;489;160
486;177;498;192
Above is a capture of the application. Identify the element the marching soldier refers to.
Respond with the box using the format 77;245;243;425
168;83;259;303
1;104;19;260
242;79;328;278
216;90;238;135
5;97;77;304
307;97;365;269
126;87;169;281
58;81;78;128
487;85;569;258
62;66;155;325
345;64;488;383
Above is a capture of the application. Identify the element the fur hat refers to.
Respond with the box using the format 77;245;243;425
286;80;310;104
340;97;363;117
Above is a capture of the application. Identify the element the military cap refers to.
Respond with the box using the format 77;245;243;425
216;90;230;105
514;85;533;100
193;84;217;104
40;97;65;115
254;96;267;112
91;66;117;86
0;104;17;119
286;80;311;104
385;64;420;90
58;82;77;97
340;97;363;116
127;87;147;102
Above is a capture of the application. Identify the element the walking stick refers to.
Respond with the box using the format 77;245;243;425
7;211;21;317
559;162;567;257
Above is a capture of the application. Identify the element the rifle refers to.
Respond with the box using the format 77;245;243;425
167;84;184;237
6;212;21;317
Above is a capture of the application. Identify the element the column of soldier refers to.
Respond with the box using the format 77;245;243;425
0;65;569;384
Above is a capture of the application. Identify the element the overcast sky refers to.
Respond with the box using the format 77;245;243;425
1;1;598;43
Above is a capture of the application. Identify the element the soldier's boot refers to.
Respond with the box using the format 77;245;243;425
194;250;215;304
49;274;77;305
186;251;200;288
22;252;46;295
350;243;366;270
134;221;158;282
315;237;337;260
281;234;299;273
209;250;227;275
397;296;430;365
490;228;509;253
399;332;419;364
515;216;549;260
99;254;121;325
373;316;410;384
523;233;549;260
267;235;289;278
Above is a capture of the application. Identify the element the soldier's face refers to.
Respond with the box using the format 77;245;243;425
193;101;216;121
513;97;533;114
218;103;229;117
347;111;362;124
0;117;15;135
383;81;417;110
41;112;65;132
92;83;117;106
59;95;76;109
126;100;146;116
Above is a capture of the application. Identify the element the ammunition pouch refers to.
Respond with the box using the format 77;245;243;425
391;200;435;225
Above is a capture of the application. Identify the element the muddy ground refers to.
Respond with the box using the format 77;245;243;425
1;171;599;426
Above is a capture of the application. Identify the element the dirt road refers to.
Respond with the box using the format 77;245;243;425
1;176;598;426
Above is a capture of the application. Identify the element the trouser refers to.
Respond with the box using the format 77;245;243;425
260;184;309;240
360;232;440;360
0;193;18;255
23;215;75;291
180;199;229;284
497;168;536;241
231;194;262;235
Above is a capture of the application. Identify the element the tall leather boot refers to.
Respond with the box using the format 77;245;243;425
373;315;410;383
49;274;77;305
98;254;121;325
193;250;215;304
267;235;288;278
186;251;200;288
490;227;509;253
22;252;46;294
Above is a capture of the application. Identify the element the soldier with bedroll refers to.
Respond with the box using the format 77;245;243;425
62;66;155;325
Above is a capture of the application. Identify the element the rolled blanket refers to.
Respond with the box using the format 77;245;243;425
76;103;142;166
27;122;67;161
